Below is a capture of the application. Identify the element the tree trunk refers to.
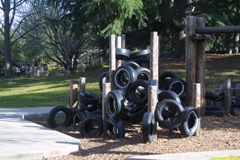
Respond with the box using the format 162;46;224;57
172;30;186;58
4;0;12;78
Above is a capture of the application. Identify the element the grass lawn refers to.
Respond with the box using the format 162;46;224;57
0;54;240;108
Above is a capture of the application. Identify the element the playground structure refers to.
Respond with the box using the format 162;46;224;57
57;16;240;142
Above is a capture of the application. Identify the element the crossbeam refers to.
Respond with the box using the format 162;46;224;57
196;25;240;34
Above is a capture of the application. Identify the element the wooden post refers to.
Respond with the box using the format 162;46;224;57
40;58;43;71
82;63;85;72
194;83;201;136
102;83;111;136
223;78;231;114
121;34;126;48
116;36;122;68
109;34;116;90
195;17;206;117
79;77;86;109
185;16;196;107
70;80;78;112
150;32;159;81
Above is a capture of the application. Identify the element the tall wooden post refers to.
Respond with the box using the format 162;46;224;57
70;80;78;112
109;35;116;90
121;34;126;48
116;36;122;68
79;77;86;109
185;16;196;106
102;83;111;136
195;17;206;117
223;78;231;114
194;83;201;136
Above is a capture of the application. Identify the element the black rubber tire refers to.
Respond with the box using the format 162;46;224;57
205;106;224;117
205;92;224;101
80;102;98;112
127;105;148;124
88;110;102;116
121;61;140;70
142;112;156;143
116;48;131;60
155;99;184;129
80;115;103;137
114;65;137;90
130;49;151;59
179;107;199;136
127;80;149;105
97;93;103;110
164;77;186;96
99;72;107;92
231;106;237;115
78;92;98;105
231;102;240;108
159;72;179;90
205;106;223;111
47;105;73;128
105;90;125;119
135;67;150;81
158;90;181;103
73;109;86;127
134;57;150;69
104;118;125;139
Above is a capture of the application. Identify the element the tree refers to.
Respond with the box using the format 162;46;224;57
0;0;42;78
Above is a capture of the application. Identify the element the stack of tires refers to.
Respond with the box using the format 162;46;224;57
205;92;225;117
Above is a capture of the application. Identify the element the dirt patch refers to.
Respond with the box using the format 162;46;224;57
27;109;240;160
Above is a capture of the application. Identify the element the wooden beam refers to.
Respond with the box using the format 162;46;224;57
196;25;240;34
223;78;231;114
185;16;196;106
109;35;116;90
102;83;111;136
116;36;122;68
193;83;201;136
70;80;78;112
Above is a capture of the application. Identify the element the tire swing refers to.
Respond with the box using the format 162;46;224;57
155;99;184;129
72;109;86;127
80;115;103;137
114;65;137;90
116;48;131;60
142;112;156;143
179;107;199;136
47;105;73;128
105;90;125;119
104;118;125;139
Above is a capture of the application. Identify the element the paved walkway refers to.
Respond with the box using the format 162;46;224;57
0;107;81;160
0;107;240;160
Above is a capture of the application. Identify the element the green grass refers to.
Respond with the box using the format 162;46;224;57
209;156;240;160
0;67;108;107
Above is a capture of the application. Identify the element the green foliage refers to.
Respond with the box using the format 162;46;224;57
85;61;104;71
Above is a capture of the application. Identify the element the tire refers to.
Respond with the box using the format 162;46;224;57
80;115;103;137
73;109;86;127
155;99;184;129
116;48;131;60
127;105;148;124
114;65;137;90
105;90;125;119
99;72;107;92
47;105;73;128
231;102;240;108
78;92;98;105
142;112;156;143
159;72;179;90
88;109;102;116
98;93;103;110
121;61;140;70
130;49;151;59
80;102;98;112
135;67;150;81
134;58;150;69
231;106;237;115
104;118;125;139
205;92;224;101
164;77;186;96
158;90;181;103
179;107;199;136
127;80;149;105
205;106;224;117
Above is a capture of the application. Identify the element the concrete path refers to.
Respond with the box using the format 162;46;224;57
0;107;81;160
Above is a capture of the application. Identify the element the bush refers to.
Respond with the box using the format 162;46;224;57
85;61;104;71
